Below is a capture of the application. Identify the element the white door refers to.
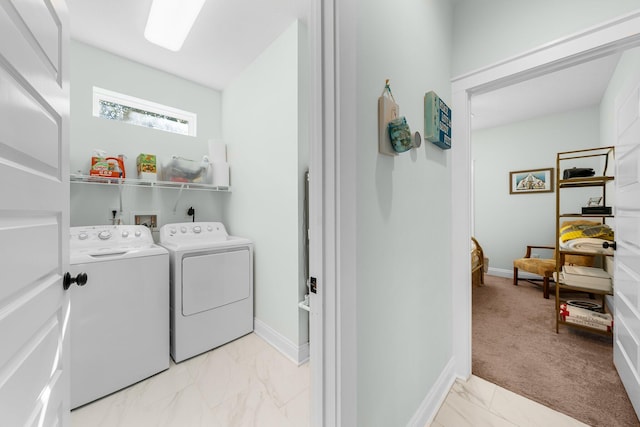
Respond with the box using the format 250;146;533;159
0;0;70;425
613;79;640;419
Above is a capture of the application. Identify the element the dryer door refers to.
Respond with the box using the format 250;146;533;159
182;248;252;316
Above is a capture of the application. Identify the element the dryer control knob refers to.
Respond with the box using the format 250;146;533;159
180;226;187;234
78;233;88;240
193;226;202;234
121;231;129;238
98;230;111;240
135;230;142;237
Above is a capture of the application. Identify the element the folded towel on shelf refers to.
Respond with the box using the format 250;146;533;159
559;237;615;255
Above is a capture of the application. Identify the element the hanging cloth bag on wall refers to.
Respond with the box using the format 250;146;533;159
380;81;412;153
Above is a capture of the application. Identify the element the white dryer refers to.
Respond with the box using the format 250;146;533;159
69;225;169;409
158;222;254;363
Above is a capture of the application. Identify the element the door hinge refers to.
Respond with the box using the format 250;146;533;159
310;277;317;294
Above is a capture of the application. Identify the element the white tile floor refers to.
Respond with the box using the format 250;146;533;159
431;375;588;427
71;333;310;427
72;333;586;427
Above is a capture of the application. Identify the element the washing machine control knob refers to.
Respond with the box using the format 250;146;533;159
193;226;202;234
121;231;129;238
78;233;88;240
135;230;142;237
207;225;213;232
98;230;112;240
180;226;187;234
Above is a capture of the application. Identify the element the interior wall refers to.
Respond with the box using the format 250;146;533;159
70;41;225;230
452;0;640;77
473;106;601;273
222;21;309;347
355;0;453;425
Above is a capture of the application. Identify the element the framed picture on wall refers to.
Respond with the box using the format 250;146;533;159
509;168;554;194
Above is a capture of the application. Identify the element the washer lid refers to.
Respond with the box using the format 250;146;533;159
70;245;168;264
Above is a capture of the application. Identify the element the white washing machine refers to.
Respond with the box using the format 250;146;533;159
158;222;253;363
69;225;169;409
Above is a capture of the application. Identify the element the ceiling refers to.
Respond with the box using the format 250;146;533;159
471;53;621;130
67;0;309;90
68;1;620;128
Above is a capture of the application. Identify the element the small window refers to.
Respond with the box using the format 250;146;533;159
92;87;197;136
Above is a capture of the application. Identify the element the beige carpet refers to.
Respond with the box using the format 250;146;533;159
472;274;639;427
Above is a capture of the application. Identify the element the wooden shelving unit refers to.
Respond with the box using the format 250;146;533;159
554;147;615;335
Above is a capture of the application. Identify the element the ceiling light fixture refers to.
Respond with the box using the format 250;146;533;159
144;0;206;52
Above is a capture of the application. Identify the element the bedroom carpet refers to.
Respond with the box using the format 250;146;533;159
472;274;639;427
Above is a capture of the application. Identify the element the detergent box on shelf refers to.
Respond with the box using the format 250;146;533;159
89;156;124;179
136;153;157;181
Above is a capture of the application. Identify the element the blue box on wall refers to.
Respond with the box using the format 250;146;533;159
424;91;451;150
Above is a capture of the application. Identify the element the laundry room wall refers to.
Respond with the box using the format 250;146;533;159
355;0;453;425
452;0;640;77
473;106;601;275
221;21;309;357
69;41;226;231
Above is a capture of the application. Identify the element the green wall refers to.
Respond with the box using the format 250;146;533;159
222;22;309;348
453;0;640;76
356;0;453;425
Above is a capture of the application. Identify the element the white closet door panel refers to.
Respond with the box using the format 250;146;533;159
8;0;61;75
0;0;69;424
0;278;62;369
0;61;60;174
616;261;640;310
0;217;58;301
616;298;640;370
614;78;640;419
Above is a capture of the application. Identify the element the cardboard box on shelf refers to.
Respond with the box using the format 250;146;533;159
89;156;124;179
136;153;157;181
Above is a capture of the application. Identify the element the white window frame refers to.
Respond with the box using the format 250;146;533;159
92;86;197;136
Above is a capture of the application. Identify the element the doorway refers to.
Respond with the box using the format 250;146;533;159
65;1;326;425
452;9;640;423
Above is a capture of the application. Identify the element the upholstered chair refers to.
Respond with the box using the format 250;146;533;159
513;246;594;298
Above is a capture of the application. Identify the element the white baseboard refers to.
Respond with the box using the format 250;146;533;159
488;266;539;280
406;357;456;427
254;318;310;365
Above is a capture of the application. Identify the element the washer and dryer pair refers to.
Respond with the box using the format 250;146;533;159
69;222;253;407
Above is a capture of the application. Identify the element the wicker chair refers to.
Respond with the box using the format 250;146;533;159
471;237;486;287
514;220;600;298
